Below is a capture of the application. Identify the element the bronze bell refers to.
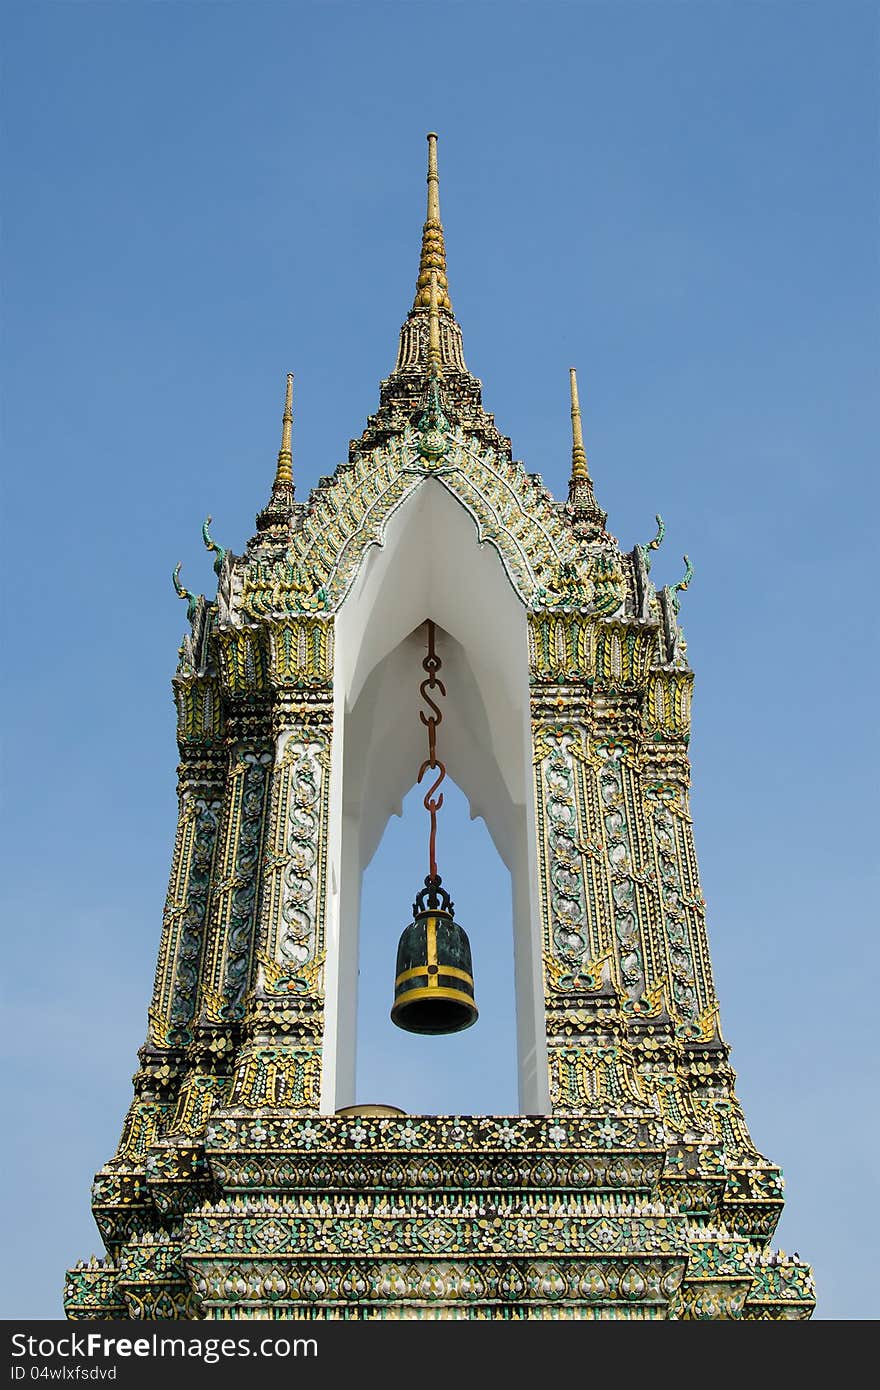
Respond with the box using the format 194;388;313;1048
391;876;478;1035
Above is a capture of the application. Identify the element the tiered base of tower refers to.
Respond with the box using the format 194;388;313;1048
65;1107;813;1321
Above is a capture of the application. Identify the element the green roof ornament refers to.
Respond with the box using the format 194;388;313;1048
202;515;227;575
172;562;199;622
669;553;693;614
639;513;665;573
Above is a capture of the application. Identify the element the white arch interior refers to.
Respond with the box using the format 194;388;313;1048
321;478;549;1114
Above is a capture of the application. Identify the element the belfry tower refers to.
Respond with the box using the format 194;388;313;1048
65;135;814;1320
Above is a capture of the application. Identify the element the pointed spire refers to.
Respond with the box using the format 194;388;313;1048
569;367;590;486
373;134;510;459
567;367;608;535
275;372;294;487
413;133;453;312
255;373;296;537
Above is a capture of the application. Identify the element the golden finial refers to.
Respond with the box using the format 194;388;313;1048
255;372;296;534
569;367;590;486
274;372;294;488
426;132;441;223
413;133;453;313
567;367;608;532
428;271;443;377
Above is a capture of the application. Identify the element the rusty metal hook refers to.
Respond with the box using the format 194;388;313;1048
416;620;447;878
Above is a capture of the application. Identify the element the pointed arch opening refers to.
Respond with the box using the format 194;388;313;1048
356;775;517;1114
321;477;549;1115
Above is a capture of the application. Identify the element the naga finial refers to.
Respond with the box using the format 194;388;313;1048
202;516;227;575
670;554;693;613
640;513;665;572
172;563;199;622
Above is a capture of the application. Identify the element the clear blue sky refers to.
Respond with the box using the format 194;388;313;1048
2;0;877;1321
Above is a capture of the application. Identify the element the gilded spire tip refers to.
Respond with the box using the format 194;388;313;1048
426;133;440;223
275;372;294;488
569;367;590;485
255;371;296;535
413;132;452;314
567;367;607;532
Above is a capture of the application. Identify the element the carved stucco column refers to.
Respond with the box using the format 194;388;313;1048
88;682;226;1268
218;617;335;1115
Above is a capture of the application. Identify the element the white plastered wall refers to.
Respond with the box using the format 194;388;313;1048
320;478;549;1114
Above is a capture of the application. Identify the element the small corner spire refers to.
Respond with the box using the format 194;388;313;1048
567;367;608;535
255;372;296;537
275;372;294;488
413;133;453;313
569;367;590;486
